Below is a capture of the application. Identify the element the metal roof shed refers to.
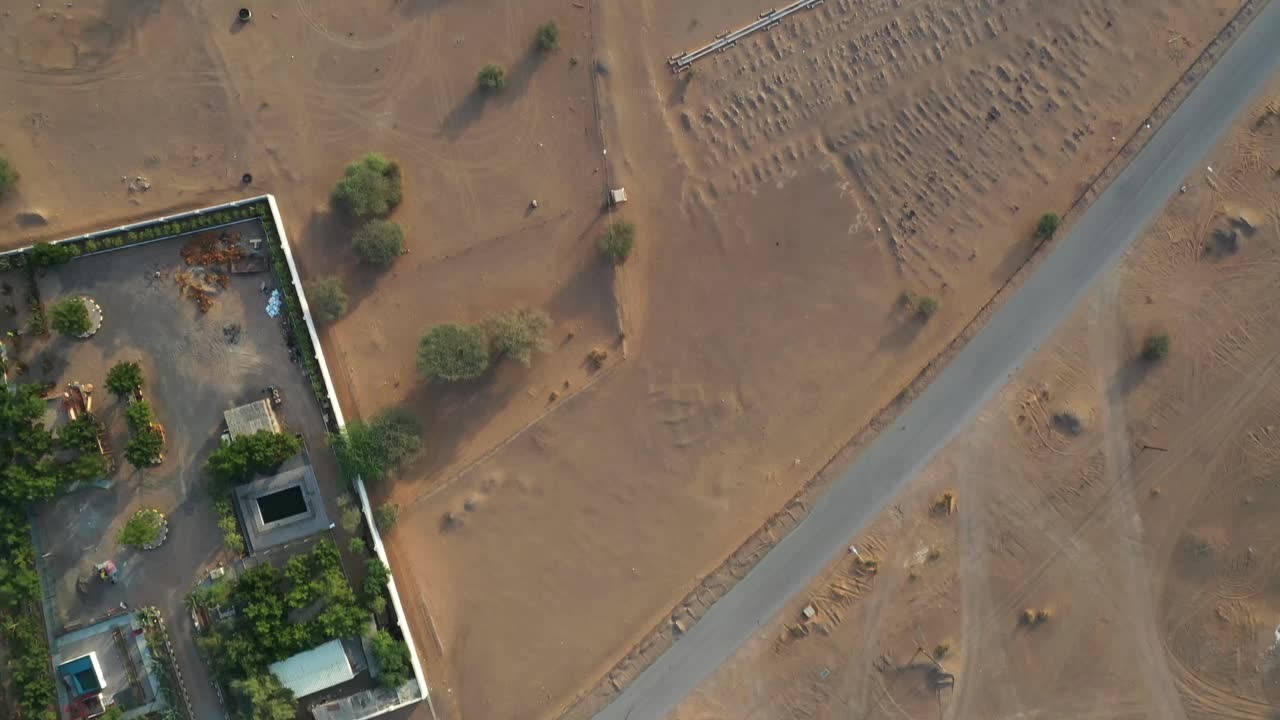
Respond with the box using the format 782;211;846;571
269;639;355;699
224;398;281;439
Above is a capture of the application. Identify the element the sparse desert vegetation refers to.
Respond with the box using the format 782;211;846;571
417;323;491;382
353;219;405;268
1036;212;1061;239
331;153;403;221
305;276;349;323
477;63;507;93
600;220;636;264
535;21;560;52
1142;332;1172;362
488;308;552;366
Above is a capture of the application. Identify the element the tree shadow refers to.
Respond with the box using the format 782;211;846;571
877;299;927;352
1108;354;1155;399
991;230;1044;284
441;48;550;139
296;210;389;319
384;361;529;499
394;0;463;17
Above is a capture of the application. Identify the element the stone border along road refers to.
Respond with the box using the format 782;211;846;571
594;1;1280;718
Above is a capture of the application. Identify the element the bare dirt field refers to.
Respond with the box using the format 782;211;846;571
0;1;1262;720
675;81;1280;720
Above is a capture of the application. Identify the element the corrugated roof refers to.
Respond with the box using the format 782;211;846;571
224;399;280;438
269;639;354;699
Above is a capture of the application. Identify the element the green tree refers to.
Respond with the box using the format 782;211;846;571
364;557;390;608
1142;333;1171;362
915;296;939;321
353;219;405;267
63;452;109;483
374;503;400;532
477;64;506;92
535;21;560;51
0;383;63;504
50;297;91;336
306;277;349;323
330;412;421;484
1036;212;1061;239
600;221;636;264
487;308;552;366
125;400;155;433
119;509;164;547
206;431;302;484
231;674;297;720
105;361;144;398
28;242;72;269
58;416;100;453
369;630;411;688
417;323;490;381
125;428;164;468
331;153;403;220
0;155;17;199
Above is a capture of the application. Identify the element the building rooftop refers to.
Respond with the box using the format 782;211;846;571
269;639;355;700
232;457;331;555
224;398;281;439
57;653;104;696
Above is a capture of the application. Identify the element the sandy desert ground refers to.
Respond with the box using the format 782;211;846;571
0;1;1262;719
675;80;1280;720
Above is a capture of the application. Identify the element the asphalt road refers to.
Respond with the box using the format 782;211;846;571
595;3;1280;719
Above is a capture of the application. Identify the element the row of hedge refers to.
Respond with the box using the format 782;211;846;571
0;204;271;274
1;488;57;719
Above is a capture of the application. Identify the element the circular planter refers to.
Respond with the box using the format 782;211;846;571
129;508;169;550
76;296;104;339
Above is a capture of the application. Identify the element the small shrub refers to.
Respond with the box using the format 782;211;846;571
353;220;404;267
477;64;507;92
349;537;367;554
50;297;91;336
106;361;144;398
487;308;552;366
0;155;17;198
1035;212;1060;240
119;509;164;547
915;296;939;321
341;505;363;534
600;221;636;264
417;324;490;381
84;240;100;253
1142;333;1171;362
306;277;349;323
331;153;403;220
535;21;560;51
374;503;400;532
